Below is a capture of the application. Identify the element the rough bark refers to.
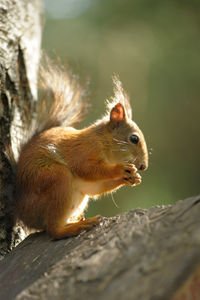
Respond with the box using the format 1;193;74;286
0;195;200;300
0;0;42;258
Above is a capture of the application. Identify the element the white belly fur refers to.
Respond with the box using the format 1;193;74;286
75;178;106;196
67;178;103;222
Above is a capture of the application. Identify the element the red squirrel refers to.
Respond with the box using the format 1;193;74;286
14;59;148;239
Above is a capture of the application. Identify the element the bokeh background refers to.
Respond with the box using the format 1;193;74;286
43;0;200;217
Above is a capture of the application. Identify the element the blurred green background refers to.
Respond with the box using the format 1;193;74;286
43;0;200;217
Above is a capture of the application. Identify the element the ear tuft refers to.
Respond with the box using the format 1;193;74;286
106;75;132;120
110;103;125;123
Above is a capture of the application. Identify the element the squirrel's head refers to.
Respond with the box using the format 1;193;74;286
106;77;148;171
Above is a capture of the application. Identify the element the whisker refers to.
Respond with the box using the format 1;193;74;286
114;142;127;146
127;157;137;164
113;138;129;145
111;193;119;209
111;149;127;152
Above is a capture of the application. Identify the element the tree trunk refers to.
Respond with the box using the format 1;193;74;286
0;195;200;300
0;0;43;258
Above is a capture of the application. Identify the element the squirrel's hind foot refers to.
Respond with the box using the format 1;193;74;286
50;215;100;240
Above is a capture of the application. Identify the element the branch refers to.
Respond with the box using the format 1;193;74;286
0;195;200;300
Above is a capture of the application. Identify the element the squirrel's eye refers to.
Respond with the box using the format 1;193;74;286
130;135;139;144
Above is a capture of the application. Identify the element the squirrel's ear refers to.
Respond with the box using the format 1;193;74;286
110;103;126;123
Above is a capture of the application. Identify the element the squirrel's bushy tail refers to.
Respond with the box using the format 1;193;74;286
36;55;89;135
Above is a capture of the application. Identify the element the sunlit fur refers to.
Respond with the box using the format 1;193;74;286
37;55;89;133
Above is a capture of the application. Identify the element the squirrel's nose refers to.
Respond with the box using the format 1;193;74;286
139;163;147;171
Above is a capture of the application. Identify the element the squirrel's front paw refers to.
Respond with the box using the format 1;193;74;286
123;164;141;186
124;172;142;186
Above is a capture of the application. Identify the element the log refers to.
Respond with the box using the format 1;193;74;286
0;195;200;300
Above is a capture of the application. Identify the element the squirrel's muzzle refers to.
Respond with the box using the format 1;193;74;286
138;163;147;171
